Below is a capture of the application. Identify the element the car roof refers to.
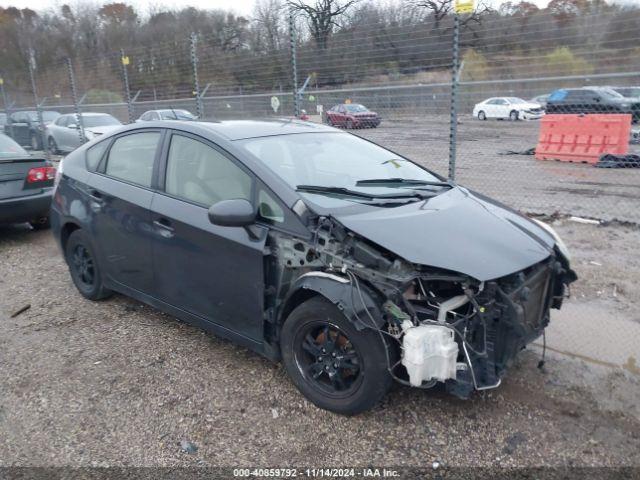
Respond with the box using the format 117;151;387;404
190;119;336;140
67;112;113;117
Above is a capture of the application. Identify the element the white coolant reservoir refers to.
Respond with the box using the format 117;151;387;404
401;325;459;386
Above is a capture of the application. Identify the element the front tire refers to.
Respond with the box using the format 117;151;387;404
281;296;392;415
509;110;519;121
65;229;112;301
478;111;486;120
346;119;354;129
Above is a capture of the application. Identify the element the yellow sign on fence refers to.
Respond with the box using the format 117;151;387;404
121;56;130;66
454;0;474;14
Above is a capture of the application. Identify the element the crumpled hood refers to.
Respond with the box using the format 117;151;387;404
333;187;555;281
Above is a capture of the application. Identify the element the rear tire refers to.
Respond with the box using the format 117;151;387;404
280;296;393;415
48;137;59;155
29;216;50;230
30;133;40;151
65;229;112;301
346;119;354;129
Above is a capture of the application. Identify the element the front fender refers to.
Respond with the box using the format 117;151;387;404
279;271;386;331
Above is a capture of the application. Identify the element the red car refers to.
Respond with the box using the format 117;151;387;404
325;104;381;129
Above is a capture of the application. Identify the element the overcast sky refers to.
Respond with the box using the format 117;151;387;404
0;0;638;18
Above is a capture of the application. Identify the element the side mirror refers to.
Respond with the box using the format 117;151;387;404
208;199;256;227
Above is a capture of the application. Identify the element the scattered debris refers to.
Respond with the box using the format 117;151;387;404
588;261;602;266
569;216;600;225
271;408;279;419
179;439;198;454
498;147;536;156
10;304;30;318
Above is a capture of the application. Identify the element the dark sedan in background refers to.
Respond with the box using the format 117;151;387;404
325;104;381;128
545;87;640;122
4;110;60;150
0;133;54;229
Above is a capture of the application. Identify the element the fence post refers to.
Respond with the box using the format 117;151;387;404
190;32;204;119
448;13;460;181
120;49;134;124
27;48;50;160
0;77;14;139
67;58;86;147
289;10;300;118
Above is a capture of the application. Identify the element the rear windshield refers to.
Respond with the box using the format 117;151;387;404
0;135;29;158
83;115;122;128
159;110;196;120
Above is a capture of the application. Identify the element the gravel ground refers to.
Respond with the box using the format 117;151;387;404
1;226;639;468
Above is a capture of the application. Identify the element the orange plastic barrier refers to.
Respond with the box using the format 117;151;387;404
535;114;631;164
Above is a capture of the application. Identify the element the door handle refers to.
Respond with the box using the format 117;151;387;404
153;219;175;238
87;188;105;206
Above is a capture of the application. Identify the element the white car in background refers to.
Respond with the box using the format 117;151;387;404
473;97;544;121
46;113;122;154
136;109;197;122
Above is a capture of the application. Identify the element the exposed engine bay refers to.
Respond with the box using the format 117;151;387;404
263;215;577;398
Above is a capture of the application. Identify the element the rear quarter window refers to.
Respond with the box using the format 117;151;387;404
86;140;110;171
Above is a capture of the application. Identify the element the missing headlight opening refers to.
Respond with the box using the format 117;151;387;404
266;215;577;400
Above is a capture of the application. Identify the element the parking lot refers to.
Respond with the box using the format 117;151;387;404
1;112;639;468
355;115;640;223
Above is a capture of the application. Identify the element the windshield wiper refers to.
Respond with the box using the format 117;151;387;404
296;185;432;200
355;178;452;188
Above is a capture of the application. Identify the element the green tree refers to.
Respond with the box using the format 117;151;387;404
542;46;593;76
461;49;489;81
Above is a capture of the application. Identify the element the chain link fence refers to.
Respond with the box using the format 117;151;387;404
1;4;639;374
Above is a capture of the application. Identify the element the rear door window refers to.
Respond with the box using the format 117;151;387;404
164;133;252;207
104;132;161;188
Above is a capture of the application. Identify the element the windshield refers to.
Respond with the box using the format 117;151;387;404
82;115;122;128
615;87;640;98
598;88;624;99
0;134;29;158
505;97;526;104
160;109;196;120
26;111;60;122
239;132;442;204
344;104;368;113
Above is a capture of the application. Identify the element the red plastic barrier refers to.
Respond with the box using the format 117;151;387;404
535;114;631;164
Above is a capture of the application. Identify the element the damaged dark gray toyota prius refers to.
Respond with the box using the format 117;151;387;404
51;119;577;415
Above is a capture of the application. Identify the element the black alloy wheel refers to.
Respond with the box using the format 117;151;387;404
281;296;392;415
65;229;112;300
295;322;364;397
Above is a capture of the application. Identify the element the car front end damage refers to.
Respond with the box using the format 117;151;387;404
519;107;545;120
265;215;577;399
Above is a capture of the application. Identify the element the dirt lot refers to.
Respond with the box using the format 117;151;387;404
1;223;639;468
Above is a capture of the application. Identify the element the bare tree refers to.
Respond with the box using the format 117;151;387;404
408;0;491;30
286;0;359;49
